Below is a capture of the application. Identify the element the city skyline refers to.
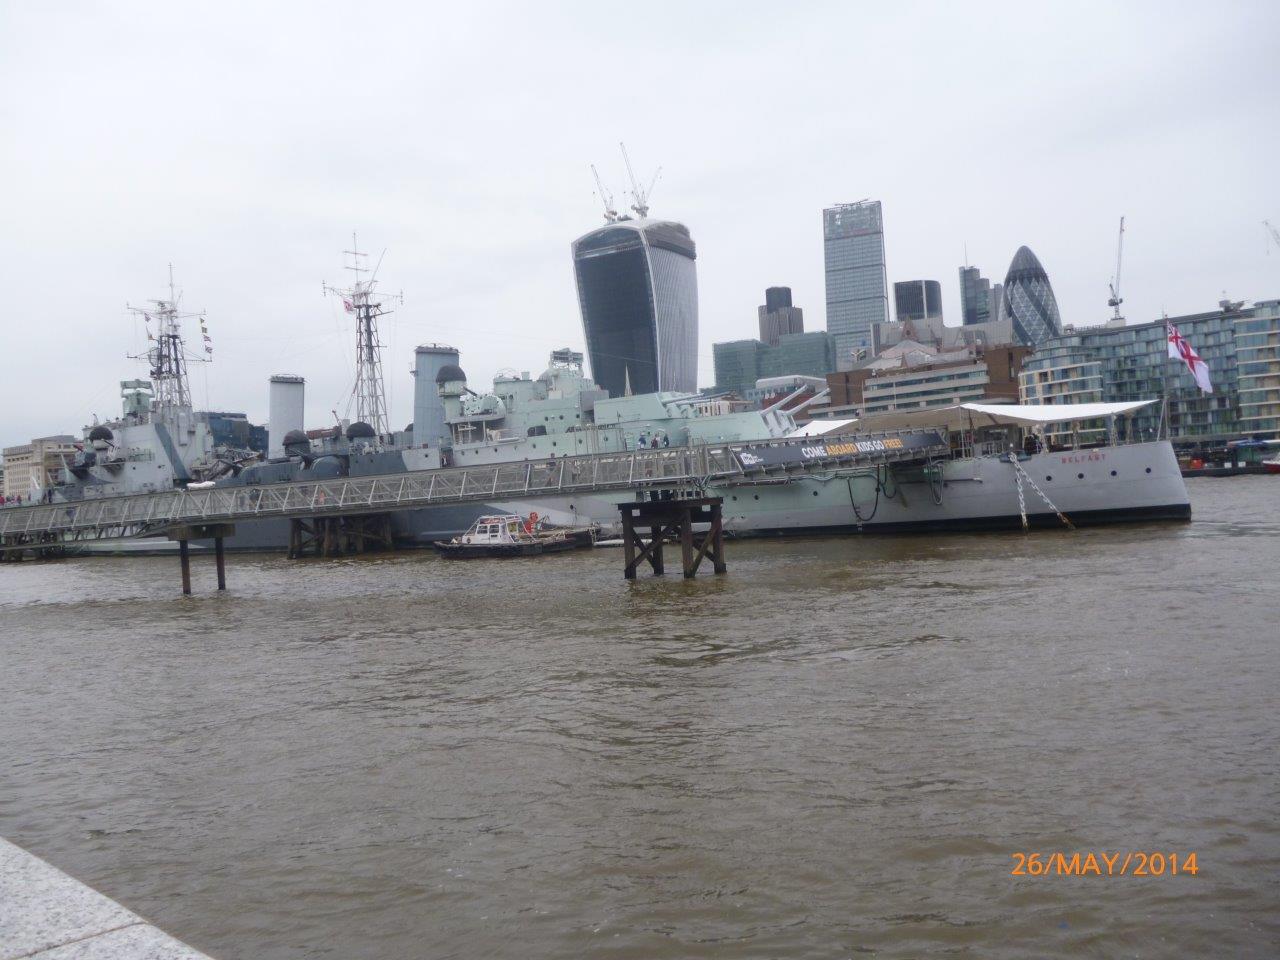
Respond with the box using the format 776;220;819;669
2;2;1278;445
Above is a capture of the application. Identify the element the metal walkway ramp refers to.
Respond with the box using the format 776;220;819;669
0;428;947;552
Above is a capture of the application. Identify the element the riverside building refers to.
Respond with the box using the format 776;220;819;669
1019;299;1280;447
1;435;78;498
815;342;1029;419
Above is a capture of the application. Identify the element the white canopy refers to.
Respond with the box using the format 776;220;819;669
791;400;1157;436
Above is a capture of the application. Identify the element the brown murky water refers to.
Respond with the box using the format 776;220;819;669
2;477;1278;958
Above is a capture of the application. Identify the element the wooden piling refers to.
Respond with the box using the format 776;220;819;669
617;496;726;580
214;537;227;591
167;523;236;595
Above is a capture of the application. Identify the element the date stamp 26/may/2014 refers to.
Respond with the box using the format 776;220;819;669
1010;852;1198;877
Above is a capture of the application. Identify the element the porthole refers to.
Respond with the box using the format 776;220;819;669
1045;475;1053;481
731;495;737;501
753;494;760;500
1145;467;1152;473
1110;470;1117;476
1077;472;1084;479
812;490;819;496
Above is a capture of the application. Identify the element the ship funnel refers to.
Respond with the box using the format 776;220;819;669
412;344;460;448
268;375;306;458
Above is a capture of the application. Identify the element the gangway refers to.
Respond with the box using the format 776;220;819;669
0;428;947;554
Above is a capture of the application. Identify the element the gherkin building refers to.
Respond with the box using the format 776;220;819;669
999;245;1063;345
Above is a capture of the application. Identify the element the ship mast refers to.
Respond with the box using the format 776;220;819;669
127;264;209;420
324;234;401;439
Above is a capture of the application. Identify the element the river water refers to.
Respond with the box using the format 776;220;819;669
1;477;1277;958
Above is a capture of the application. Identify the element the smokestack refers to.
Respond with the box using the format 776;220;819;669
267;375;305;457
412;344;460;448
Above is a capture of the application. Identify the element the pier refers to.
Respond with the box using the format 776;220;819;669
0;429;947;591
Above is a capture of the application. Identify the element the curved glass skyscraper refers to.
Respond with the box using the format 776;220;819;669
999;246;1063;345
572;219;698;397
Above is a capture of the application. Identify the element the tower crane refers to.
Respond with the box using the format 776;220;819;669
1107;216;1125;322
590;164;619;222
1265;220;1280;254
620;141;660;219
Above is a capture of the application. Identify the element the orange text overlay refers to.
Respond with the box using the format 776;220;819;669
1011;852;1198;877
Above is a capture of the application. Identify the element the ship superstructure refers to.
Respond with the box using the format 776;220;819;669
324;235;401;444
439;349;807;467
51;268;260;502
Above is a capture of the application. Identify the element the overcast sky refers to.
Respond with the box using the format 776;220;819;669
2;1;1278;447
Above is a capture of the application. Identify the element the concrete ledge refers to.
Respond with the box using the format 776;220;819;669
0;838;213;960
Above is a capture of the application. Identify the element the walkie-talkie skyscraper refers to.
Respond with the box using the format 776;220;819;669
572;218;699;397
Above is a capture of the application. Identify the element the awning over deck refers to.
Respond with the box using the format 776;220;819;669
792;400;1157;436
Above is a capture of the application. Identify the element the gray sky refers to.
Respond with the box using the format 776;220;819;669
2;1;1278;447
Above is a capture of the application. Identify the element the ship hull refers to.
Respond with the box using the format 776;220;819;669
483;440;1191;538
70;441;1189;554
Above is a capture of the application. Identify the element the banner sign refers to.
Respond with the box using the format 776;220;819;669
733;431;945;470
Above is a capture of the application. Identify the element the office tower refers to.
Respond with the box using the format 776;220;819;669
893;280;943;323
572;218;699;397
959;265;1004;327
713;332;836;397
823;200;888;369
999;246;1063;345
758;286;805;346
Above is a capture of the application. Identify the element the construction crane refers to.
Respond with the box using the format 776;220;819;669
620;141;660;219
1107;216;1125;322
1265;220;1280;254
590;164;619;222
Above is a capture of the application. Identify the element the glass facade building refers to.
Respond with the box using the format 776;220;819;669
713;332;836;397
823;201;888;369
893;279;943;323
998;246;1063;345
958;266;1002;327
572;218;698;397
1235;299;1280;437
1020;301;1280;446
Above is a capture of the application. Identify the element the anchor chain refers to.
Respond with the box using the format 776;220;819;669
1014;467;1028;530
1008;453;1075;530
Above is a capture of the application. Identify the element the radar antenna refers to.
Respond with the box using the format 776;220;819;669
323;233;401;440
126;264;209;419
590;164;619;222
619;141;660;219
1107;216;1125;322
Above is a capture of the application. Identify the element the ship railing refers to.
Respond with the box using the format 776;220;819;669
0;430;945;543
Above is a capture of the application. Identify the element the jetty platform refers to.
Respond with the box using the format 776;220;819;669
0;837;213;959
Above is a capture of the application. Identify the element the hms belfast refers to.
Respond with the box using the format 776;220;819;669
41;218;1191;553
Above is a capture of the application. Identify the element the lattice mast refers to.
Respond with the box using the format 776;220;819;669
324;234;401;438
127;264;210;419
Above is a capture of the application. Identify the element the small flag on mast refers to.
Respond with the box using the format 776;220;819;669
342;298;355;314
1167;321;1212;393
